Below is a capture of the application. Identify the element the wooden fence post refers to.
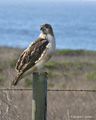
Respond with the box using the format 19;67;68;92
32;72;47;120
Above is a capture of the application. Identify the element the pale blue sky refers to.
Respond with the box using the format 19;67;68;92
0;0;96;6
0;0;96;3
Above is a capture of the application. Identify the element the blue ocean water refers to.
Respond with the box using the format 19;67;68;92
0;1;96;50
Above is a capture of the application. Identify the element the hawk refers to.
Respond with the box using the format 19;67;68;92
12;23;55;86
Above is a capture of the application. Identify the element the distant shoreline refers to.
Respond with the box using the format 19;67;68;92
0;2;96;50
0;46;96;52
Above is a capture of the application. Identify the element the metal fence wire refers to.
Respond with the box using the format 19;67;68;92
0;88;96;120
0;88;96;92
0;80;96;120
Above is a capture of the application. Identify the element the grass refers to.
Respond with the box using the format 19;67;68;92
24;78;32;87
60;61;83;70
60;61;96;70
48;82;54;87
0;65;3;72
63;72;69;77
85;71;96;81
1;47;96;120
60;83;65;88
60;61;74;69
43;60;55;69
0;75;4;82
63;72;75;77
56;49;96;56
93;86;96;90
47;71;57;78
9;58;17;68
56;49;86;56
76;64;82;69
0;64;6;72
47;71;63;78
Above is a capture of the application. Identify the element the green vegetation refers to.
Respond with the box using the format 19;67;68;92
56;49;86;56
47;71;57;78
63;72;69;77
85;71;96;81
56;49;96;56
0;75;4;82
0;67;3;72
0;64;6;72
60;61;96;70
63;72;75;77
0;65;3;72
47;71;63;78
48;82;54;87
60;61;83;70
47;70;75;78
47;71;53;78
24;78;32;87
76;64;82;69
1;47;96;91
60;83;65;88
44;60;55;69
60;61;74;69
93;86;96;91
9;58;17;68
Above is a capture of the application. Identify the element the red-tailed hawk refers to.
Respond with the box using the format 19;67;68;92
12;23;55;86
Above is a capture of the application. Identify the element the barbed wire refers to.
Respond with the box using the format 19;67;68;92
0;89;96;92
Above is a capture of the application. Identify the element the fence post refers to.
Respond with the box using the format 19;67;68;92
32;72;47;120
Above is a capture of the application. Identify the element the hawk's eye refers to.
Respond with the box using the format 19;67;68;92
46;25;49;28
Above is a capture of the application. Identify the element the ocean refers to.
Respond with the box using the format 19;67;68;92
0;1;96;50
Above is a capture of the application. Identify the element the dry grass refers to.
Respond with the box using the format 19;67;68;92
0;47;96;119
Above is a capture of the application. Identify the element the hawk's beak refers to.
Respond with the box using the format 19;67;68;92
40;27;43;30
40;26;46;31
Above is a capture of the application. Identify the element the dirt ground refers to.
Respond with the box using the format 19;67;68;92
0;47;96;120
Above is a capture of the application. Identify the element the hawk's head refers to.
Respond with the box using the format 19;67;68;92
40;23;54;36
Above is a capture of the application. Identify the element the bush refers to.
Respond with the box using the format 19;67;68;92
9;59;17;68
48;82;54;87
0;75;4;82
0;66;3;72
85;71;96;81
24;78;32;87
44;60;55;69
56;49;85;56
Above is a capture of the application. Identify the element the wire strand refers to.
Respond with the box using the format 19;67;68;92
0;89;96;92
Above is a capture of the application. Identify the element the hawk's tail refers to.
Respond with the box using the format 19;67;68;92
12;72;23;86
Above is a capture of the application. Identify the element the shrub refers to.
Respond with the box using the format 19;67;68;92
9;59;17;68
48;82;54;87
85;71;96;81
24;78;32;87
0;66;3;72
0;75;4;82
60;83;65;88
56;49;85;56
44;60;55;69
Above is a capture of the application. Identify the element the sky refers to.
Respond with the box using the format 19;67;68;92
0;0;96;3
0;0;96;6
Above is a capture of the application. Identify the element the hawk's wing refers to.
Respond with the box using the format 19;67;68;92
15;37;48;73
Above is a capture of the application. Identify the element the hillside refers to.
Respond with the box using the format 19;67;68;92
0;47;96;119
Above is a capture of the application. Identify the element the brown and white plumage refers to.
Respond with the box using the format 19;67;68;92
12;23;55;86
